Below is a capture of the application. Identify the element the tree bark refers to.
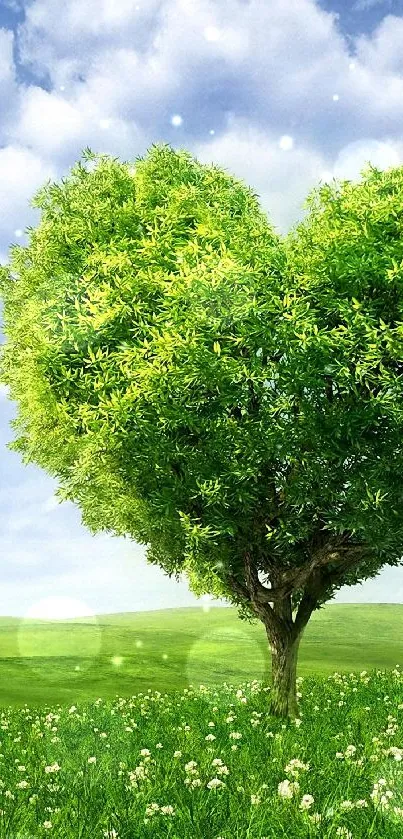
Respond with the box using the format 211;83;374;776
266;627;302;719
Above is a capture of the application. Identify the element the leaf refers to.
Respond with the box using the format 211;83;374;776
81;147;97;161
213;341;221;356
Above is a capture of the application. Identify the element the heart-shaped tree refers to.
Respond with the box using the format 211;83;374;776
1;144;403;718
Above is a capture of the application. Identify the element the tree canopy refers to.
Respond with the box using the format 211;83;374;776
1;145;403;639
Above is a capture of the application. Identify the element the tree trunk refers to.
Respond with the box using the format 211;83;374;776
268;632;302;719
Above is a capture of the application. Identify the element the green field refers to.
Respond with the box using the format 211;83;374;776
0;603;402;710
0;604;401;837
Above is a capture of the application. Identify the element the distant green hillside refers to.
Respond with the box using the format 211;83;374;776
0;603;401;709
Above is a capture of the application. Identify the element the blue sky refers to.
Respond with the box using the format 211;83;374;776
1;0;403;619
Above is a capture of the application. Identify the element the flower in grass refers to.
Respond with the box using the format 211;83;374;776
308;812;322;824
185;761;198;774
278;779;300;799
387;747;403;761
370;780;394;810
145;802;160;816
44;763;60;773
336;829;353;838
284;758;310;777
207;777;226;789
16;780;29;789
299;794;314;810
88;756;96;764
211;759;229;777
43;822;52;830
185;777;202;788
103;831;119;839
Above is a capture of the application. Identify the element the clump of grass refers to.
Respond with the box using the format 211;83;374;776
0;668;403;838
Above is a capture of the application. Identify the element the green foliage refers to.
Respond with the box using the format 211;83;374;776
1;145;403;619
283;162;403;564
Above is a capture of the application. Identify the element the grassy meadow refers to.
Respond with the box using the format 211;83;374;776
0;604;401;837
0;603;401;709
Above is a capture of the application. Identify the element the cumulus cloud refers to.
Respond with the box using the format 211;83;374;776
332;137;403;181
193;117;331;235
0;145;56;249
354;14;403;74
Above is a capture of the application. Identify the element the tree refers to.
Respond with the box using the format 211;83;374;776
1;144;403;719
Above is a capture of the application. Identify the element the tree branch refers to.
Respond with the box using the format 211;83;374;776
320;545;373;590
225;537;373;644
292;543;373;638
225;573;250;604
292;569;326;637
242;550;293;637
256;537;371;603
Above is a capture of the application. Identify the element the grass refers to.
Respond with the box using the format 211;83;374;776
0;671;403;837
0;603;402;709
0;604;401;837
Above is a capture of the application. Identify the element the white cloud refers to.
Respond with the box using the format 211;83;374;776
355;15;403;75
193;117;330;235
4;0;400;242
332;138;402;182
10;85;144;163
16;87;84;154
0;145;56;243
16;0;162;86
11;0;399;156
